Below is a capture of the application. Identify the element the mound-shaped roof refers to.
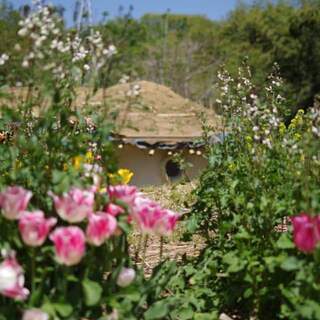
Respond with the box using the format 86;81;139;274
77;80;221;143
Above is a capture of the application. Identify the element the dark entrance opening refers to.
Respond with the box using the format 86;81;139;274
165;159;182;180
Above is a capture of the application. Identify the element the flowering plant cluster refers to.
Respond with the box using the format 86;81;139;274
150;63;320;320
0;3;180;319
0;182;178;318
13;1;117;84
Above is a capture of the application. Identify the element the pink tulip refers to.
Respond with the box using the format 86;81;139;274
291;213;320;252
107;185;137;206
155;209;179;235
19;211;57;247
50;226;86;266
0;186;32;220
0;254;29;300
131;196;179;236
86;212;117;246
22;309;49;320
50;188;94;223
116;267;136;287
104;203;125;217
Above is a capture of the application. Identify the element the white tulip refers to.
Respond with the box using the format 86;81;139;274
116;268;136;287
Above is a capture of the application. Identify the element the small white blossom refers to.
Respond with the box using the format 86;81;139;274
0;53;9;65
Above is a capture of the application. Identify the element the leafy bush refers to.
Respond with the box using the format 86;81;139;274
150;64;320;320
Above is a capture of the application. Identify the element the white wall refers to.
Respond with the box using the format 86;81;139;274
116;145;208;186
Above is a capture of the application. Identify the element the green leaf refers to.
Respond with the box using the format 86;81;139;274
276;233;294;249
53;303;73;318
280;256;300;271
194;312;218;320
144;301;169;320
244;288;253;298
41;301;56;317
82;278;103;306
223;252;246;273
178;307;194;319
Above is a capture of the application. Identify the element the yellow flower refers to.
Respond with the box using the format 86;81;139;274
118;169;134;184
108;168;134;185
294;133;301;141
289;109;304;130
289;122;296;130
297;109;304;116
72;155;84;170
85;151;94;164
279;122;286;135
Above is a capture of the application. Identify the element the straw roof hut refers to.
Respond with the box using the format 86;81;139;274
1;81;222;186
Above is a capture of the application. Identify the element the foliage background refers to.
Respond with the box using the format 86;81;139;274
1;0;320;115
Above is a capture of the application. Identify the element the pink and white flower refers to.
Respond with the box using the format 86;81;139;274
0;254;29;300
291;213;320;252
19;211;57;247
50;188;94;223
116;267;136;287
86;212;117;246
104;203;125;217
0;186;32;220
50;226;86;266
107;185;137;207
22;309;49;320
131;196;179;236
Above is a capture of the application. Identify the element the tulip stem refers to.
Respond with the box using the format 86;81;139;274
142;235;149;269
135;234;142;262
159;236;164;262
31;248;36;293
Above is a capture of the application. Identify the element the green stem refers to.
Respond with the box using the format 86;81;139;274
31;248;36;293
159;236;164;263
142;235;149;269
135;234;142;262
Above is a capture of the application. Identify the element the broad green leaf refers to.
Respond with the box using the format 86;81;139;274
82;278;103;306
276;233;294;249
144;301;169;320
280;256;300;271
53;303;73;318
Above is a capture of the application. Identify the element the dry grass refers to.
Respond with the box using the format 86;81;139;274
129;181;205;275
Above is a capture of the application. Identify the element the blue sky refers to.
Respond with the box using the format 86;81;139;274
11;0;253;25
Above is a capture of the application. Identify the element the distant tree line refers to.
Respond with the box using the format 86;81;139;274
0;0;320;114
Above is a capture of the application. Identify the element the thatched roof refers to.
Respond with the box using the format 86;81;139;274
1;81;221;147
79;81;221;144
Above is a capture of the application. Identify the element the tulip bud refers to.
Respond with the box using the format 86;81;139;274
49;188;94;223
291;213;320;252
131;196;179;236
104;203;124;217
0;186;32;220
19;211;57;247
50;226;86;266
0;255;29;300
116;267;136;287
107;185;137;207
86;212;117;246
